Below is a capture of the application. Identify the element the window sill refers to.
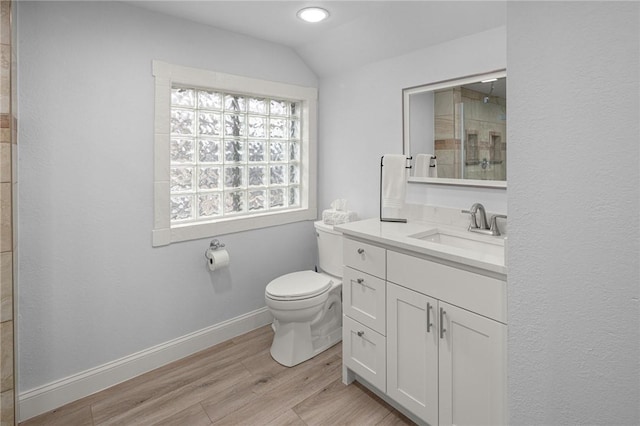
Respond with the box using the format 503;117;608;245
152;207;317;246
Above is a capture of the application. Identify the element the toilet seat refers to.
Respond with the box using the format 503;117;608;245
266;271;332;301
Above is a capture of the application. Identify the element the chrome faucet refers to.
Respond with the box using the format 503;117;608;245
462;203;506;236
464;203;489;230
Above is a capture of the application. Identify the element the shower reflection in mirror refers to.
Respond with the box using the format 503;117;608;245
403;71;506;183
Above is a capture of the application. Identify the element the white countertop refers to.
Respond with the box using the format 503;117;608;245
335;218;507;277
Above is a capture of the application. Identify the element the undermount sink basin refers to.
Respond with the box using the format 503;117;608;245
409;229;504;259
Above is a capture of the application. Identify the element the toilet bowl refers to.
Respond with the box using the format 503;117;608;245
265;221;343;367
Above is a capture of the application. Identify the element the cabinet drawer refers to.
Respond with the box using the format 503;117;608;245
387;251;507;323
343;315;386;393
343;238;386;278
343;267;386;334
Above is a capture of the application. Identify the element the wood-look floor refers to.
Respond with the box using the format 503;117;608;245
21;325;414;426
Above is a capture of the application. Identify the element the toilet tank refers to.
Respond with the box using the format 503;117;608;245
314;221;343;278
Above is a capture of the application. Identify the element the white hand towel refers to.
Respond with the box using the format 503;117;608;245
381;154;407;209
414;154;431;177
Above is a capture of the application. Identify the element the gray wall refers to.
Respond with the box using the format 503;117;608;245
507;2;640;424
17;1;318;391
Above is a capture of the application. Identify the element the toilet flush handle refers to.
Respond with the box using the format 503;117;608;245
357;331;364;337
357;248;365;254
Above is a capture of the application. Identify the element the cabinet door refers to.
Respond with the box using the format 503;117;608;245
438;302;507;426
387;283;438;425
343;267;386;334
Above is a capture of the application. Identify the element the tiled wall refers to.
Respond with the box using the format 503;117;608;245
0;0;15;424
434;87;507;181
459;87;507;180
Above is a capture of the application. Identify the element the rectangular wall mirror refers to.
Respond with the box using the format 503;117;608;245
403;70;507;188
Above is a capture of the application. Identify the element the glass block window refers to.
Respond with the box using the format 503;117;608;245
169;86;302;224
153;61;316;246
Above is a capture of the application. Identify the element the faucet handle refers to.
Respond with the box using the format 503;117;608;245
461;209;478;229
489;214;507;236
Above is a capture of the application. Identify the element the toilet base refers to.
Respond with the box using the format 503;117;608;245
268;279;343;367
312;325;342;354
270;323;342;367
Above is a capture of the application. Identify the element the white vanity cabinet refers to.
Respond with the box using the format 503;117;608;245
342;234;507;426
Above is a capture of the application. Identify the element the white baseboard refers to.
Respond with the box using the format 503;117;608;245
18;307;273;422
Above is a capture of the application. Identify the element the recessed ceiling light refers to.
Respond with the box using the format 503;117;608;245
297;7;329;23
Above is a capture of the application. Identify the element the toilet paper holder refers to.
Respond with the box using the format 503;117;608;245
209;239;225;250
204;239;225;259
203;239;230;272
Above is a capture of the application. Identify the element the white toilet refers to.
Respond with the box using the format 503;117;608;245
265;220;343;367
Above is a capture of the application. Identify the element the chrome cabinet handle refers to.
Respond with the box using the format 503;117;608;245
440;307;446;339
426;302;433;333
357;331;364;337
357;248;365;254
357;278;364;284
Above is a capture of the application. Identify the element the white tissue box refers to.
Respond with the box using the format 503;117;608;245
322;210;358;225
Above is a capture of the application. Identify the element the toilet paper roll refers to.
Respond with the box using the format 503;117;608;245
206;249;230;272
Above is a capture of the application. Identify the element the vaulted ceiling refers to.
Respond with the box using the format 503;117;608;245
126;1;507;76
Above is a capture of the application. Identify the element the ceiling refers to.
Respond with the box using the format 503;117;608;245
126;1;507;77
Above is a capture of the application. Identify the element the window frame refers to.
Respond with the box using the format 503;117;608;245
152;61;318;247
